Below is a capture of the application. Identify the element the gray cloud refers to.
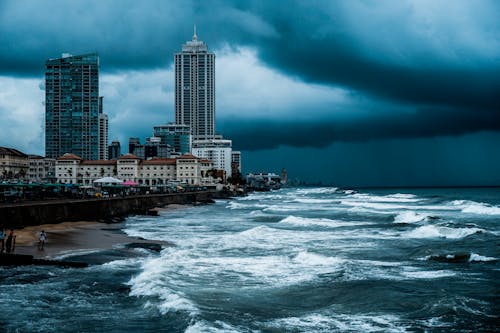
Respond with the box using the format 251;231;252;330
1;0;499;152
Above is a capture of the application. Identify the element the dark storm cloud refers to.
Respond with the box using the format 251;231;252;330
220;105;500;150
1;0;499;149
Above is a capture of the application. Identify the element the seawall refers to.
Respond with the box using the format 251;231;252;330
0;191;213;228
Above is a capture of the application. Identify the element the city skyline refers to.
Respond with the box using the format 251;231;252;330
1;0;499;186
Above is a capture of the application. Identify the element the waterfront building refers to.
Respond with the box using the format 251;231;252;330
231;151;242;174
175;27;215;140
108;140;121;160
55;153;213;186
28;155;56;183
0;147;29;180
192;139;232;179
45;53;107;160
153;124;192;155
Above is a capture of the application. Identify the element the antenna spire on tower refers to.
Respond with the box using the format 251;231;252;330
193;24;197;40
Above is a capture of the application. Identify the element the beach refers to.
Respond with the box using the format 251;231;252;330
10;204;187;260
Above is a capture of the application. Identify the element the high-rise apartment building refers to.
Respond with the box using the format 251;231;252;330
153;123;192;155
175;27;215;140
45;53;105;160
108;140;121;160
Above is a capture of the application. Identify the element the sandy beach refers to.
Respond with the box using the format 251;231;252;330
11;221;138;259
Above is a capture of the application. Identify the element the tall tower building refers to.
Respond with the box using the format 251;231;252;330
175;26;215;140
45;53;102;160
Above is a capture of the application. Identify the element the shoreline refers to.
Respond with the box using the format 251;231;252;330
9;203;189;260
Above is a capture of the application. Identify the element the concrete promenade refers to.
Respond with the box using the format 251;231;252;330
0;191;213;228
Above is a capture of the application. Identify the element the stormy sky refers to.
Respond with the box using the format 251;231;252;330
1;0;499;186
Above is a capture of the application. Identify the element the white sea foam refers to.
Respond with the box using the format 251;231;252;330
279;215;373;228
185;320;243;333
293;251;345;266
402;270;456;279
350;193;422;203
405;225;483;239
469;253;497;262
128;256;199;315
267;313;407;332
295;187;339;194
451;200;500;215
394;211;430;223
292;198;338;204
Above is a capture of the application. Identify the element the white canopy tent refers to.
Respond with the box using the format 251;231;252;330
93;177;123;184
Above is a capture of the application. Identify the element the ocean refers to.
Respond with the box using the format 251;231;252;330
0;187;498;332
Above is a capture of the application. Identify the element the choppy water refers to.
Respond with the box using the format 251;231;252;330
1;187;499;332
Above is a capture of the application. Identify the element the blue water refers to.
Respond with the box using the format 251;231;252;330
0;187;499;332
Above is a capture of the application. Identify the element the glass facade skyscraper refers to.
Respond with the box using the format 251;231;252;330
174;28;215;140
45;53;103;160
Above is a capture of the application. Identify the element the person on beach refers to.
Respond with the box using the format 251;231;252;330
5;229;16;254
38;230;47;250
0;228;6;253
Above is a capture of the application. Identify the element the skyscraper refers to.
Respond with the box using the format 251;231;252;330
175;27;215;140
45;53;104;160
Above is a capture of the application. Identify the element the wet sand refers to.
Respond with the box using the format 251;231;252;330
11;221;138;259
8;204;186;259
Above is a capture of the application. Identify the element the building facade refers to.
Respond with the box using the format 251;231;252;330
28;155;56;183
192;139;232;179
174;28;215;140
55;153;213;186
108;140;121;159
98;112;108;160
0;147;29;180
45;53;106;160
153;123;192;155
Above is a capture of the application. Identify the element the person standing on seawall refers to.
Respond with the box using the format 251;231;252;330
38;230;47;250
5;229;16;254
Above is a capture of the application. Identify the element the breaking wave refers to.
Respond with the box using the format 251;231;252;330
451;200;500;215
405;225;484;239
394;211;433;224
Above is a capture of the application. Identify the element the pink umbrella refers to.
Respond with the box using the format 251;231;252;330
123;180;139;186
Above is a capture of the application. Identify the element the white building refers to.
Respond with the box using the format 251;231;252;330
175;27;215;140
55;153;213;186
192;139;232;179
28;155;56;182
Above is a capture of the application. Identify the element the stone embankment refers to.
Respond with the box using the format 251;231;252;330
0;191;213;228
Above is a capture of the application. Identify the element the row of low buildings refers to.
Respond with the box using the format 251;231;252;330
56;152;215;186
1;146;220;186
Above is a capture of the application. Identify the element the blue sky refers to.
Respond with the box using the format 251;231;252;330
0;0;499;186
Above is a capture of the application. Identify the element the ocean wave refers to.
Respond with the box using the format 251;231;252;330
292;198;339;204
267;313;407;333
469;253;497;262
293;251;345;266
350;193;422;203
278;215;373;228
424;252;497;263
405;225;483;239
295;187;339;194
185;320;243;333
128;256;199;315
341;200;416;210
401;270;457;279
450;200;500;215
394;211;433;224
